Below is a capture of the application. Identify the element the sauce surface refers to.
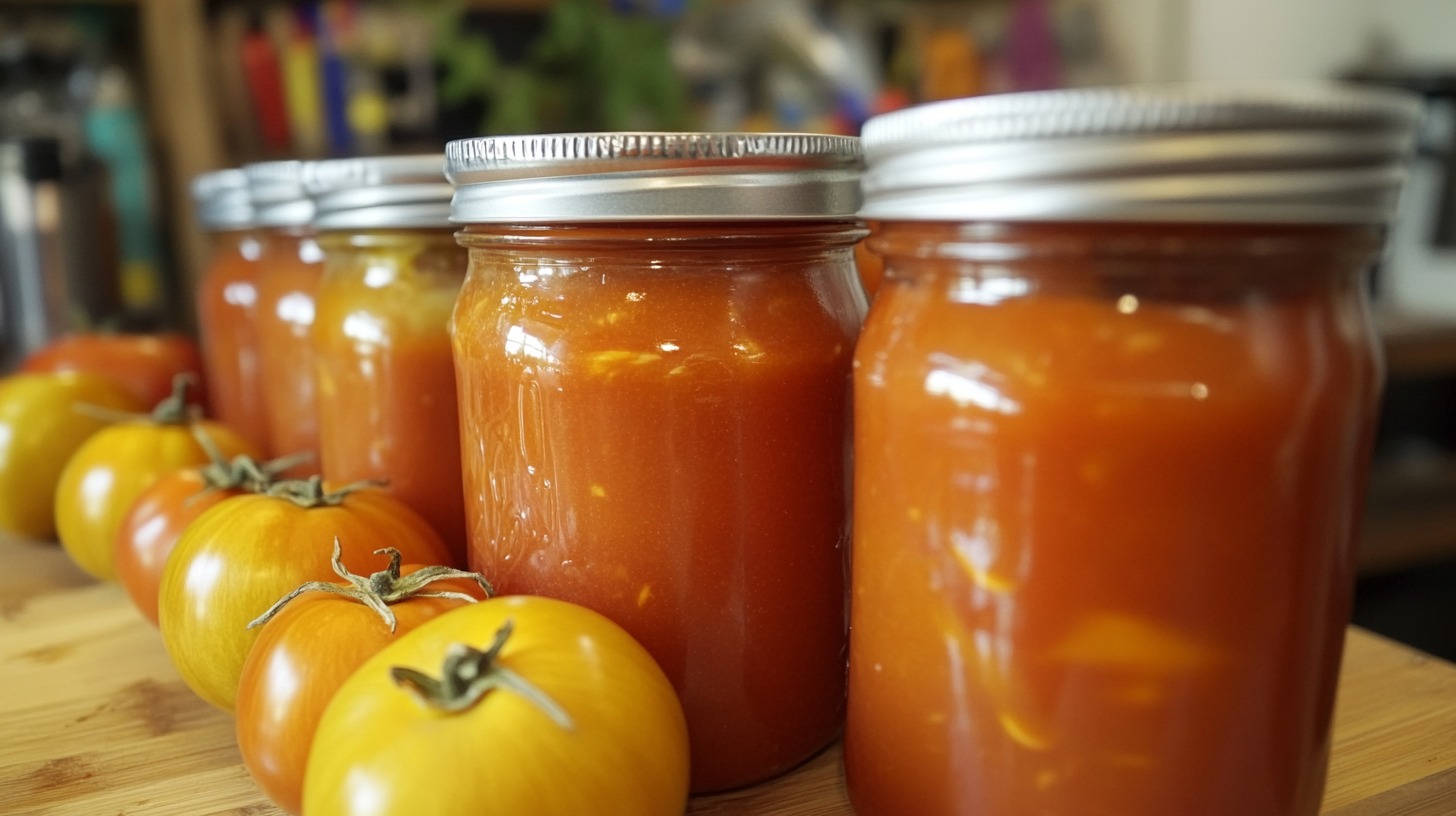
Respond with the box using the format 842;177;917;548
453;222;864;792
846;222;1383;816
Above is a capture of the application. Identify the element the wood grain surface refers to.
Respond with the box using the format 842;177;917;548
2;533;1454;815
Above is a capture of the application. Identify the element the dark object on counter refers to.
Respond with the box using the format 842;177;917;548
0;135;119;371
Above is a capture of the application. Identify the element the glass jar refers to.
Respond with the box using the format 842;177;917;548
192;168;268;451
446;133;865;793
306;156;467;562
246;161;323;471
845;86;1420;816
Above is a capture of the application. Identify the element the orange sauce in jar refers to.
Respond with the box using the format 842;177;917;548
452;221;864;791
196;229;268;451
314;229;467;562
846;221;1385;816
254;229;323;468
847;86;1417;816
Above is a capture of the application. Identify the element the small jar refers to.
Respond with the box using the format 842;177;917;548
305;156;467;562
446;133;866;792
846;85;1420;816
246;161;323;468
192;168;267;451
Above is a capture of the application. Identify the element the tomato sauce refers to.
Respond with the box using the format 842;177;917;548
314;231;467;562
846;221;1385;816
452;222;864;792
255;230;323;470
196;230;268;452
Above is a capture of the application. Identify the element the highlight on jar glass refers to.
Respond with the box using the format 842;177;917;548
303;155;468;563
246;160;323;472
192;168;268;453
845;84;1421;816
445;132;867;793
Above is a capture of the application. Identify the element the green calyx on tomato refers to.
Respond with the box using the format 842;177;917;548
264;475;385;509
249;540;494;633
391;620;575;728
191;425;310;497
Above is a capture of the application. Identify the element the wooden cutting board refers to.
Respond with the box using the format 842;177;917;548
2;533;1455;815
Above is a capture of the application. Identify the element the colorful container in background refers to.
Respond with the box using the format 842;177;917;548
446;133;866;792
845;84;1421;816
245;160;322;470
305;155;467;563
192;168;267;451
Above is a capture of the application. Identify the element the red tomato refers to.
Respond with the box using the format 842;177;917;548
158;479;455;711
236;549;490;814
22;332;207;410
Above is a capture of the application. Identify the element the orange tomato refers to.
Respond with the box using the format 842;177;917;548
237;550;489;814
54;378;257;581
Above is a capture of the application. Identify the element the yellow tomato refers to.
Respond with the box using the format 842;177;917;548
0;372;143;539
304;596;690;816
53;395;257;581
158;482;453;711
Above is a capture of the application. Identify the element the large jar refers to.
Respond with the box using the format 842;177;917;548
246;161;323;469
305;156;467;562
845;86;1420;816
192;168;267;451
446;133;865;792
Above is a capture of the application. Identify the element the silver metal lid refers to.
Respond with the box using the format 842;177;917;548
191;169;253;231
244;160;314;228
303;154;452;230
445;132;863;222
860;82;1423;224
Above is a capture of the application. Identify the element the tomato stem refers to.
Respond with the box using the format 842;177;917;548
246;538;493;633
150;373;200;425
391;620;575;730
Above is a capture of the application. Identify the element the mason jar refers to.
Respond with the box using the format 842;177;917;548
192;168;267;451
844;85;1420;816
246;160;323;470
446;133;866;792
305;155;467;561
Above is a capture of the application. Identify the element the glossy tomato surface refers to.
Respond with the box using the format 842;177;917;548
237;564;486;814
114;468;240;625
0;372;144;539
22;332;207;410
158;487;453;711
54;419;256;580
304;596;690;816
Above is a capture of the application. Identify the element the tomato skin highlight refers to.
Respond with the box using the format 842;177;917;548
0;372;144;540
54;419;256;581
114;468;240;625
158;488;453;711
236;567;484;815
22;332;208;411
303;596;690;816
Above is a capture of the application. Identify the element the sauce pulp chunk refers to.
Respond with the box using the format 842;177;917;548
846;222;1384;816
453;222;865;792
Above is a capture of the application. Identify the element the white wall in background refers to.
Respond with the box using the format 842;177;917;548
1095;0;1456;84
1364;0;1456;64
